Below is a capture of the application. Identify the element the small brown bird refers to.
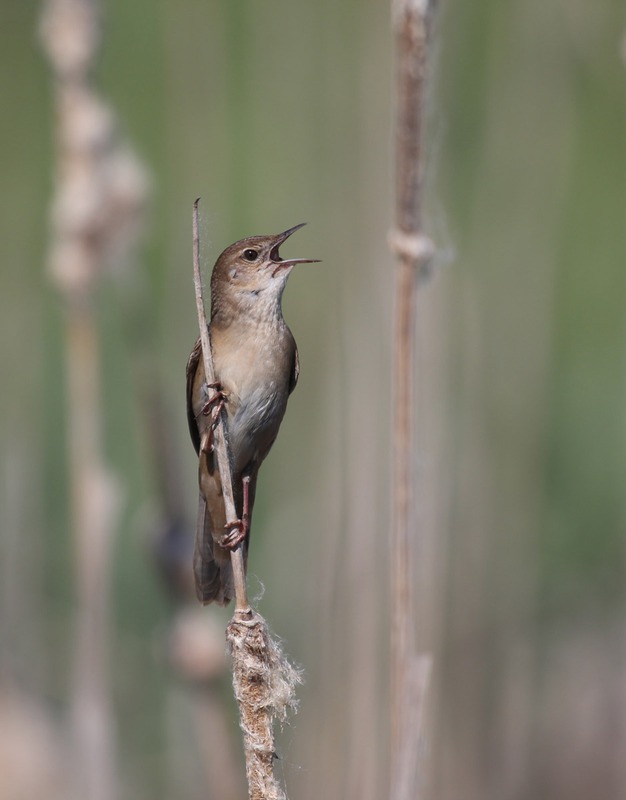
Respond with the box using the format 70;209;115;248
186;223;319;605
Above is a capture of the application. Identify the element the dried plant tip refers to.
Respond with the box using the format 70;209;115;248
39;0;102;78
226;611;302;800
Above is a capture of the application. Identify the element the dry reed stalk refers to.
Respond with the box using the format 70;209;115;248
389;1;437;799
192;199;249;611
192;202;301;800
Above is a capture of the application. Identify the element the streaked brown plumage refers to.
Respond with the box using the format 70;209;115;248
186;223;318;605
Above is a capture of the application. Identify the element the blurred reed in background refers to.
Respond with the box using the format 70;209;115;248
1;1;625;799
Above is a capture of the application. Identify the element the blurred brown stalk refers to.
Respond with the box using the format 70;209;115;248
389;2;437;799
39;0;147;797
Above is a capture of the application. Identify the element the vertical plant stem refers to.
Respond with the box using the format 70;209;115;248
192;200;250;613
192;202;301;800
40;0;147;795
65;300;119;800
389;2;437;799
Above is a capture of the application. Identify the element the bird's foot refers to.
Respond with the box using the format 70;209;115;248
201;382;227;416
199;383;227;453
219;516;249;550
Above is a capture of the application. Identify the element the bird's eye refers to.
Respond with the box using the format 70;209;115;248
243;249;258;262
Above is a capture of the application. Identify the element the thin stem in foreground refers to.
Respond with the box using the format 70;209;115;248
192;199;250;613
191;202;301;800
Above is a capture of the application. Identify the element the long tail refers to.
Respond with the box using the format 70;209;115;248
193;493;234;605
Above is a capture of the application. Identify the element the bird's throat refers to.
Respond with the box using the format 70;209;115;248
211;283;286;329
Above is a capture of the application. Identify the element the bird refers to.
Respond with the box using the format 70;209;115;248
186;223;319;605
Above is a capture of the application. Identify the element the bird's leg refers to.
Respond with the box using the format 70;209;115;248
220;475;251;550
199;382;227;454
241;474;251;532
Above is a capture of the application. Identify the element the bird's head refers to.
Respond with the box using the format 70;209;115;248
210;223;319;319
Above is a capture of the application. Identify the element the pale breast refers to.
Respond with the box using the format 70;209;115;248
210;320;295;473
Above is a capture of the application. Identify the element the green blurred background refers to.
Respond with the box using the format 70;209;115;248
1;1;626;799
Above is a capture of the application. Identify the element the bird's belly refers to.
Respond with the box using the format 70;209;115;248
213;344;289;472
227;382;288;472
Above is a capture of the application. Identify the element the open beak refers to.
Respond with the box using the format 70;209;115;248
269;222;321;266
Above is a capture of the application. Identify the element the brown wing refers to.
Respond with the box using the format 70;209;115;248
186;337;203;455
288;341;299;395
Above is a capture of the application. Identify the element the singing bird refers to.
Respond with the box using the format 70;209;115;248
186;223;319;605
